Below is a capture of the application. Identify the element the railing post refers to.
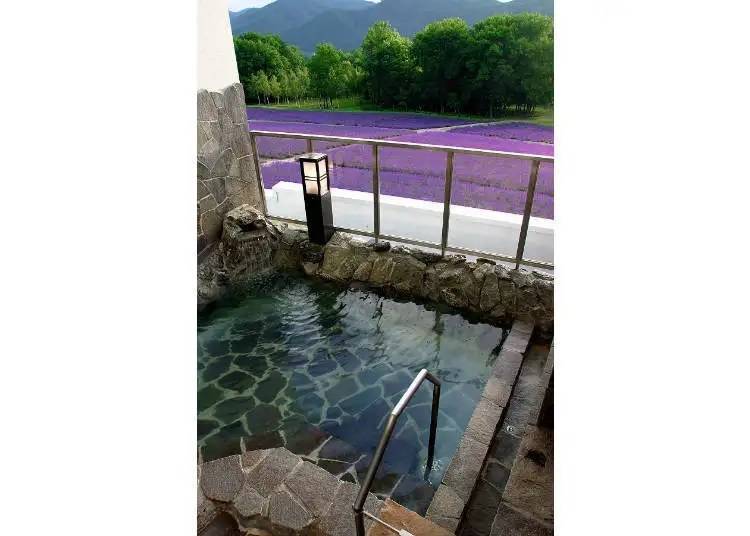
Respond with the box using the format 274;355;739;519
424;381;440;479
440;151;454;256
353;413;397;536
353;369;441;535
372;144;380;243
249;133;268;216
515;159;540;270
306;138;313;153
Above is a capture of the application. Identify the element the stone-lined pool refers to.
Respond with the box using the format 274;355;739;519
198;272;507;514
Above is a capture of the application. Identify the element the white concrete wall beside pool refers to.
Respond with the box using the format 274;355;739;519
265;181;554;264
197;0;240;91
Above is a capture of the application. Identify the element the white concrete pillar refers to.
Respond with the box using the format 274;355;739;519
198;0;240;91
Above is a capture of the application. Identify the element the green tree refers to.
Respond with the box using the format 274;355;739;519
508;13;553;112
233;32;307;104
360;21;412;107
466;14;553;115
309;43;351;108
412;18;471;114
268;75;281;104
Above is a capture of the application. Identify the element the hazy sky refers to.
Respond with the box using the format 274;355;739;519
227;0;512;10
228;0;379;11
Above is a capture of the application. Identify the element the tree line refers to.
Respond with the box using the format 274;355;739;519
234;13;552;117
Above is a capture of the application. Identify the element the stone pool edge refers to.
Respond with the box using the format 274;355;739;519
423;320;534;532
198;205;554;336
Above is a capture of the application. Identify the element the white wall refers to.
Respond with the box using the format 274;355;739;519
198;0;240;91
265;182;554;264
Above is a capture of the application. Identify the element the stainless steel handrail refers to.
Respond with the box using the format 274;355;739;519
249;129;554;163
248;129;554;271
352;368;441;536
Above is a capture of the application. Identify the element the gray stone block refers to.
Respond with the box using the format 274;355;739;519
200;455;245;502
197;121;211;149
480;271;501;312
426;484;465;520
198;180;210;201
490;503;552;536
483;376;513;408
240;449;269;471
199;120;222;144
199;194;218;214
492;350;524;384
211;148;235;178
204;178;227;205
245;447;301;497
201;209;222;242
233;483;266;518
198;160;211;181
223;83;247;124
283;460;340;517
210;91;225;111
197;89;218;121
197;487;217;533
320;480;382;536
237;155;258;184
230;125;252;157
504;329;532;354
543;346;554;374
442;435;487;503
267;488;314;532
514;319;535;331
429;515;460;533
466;396;504;446
218;108;234;145
198;137;222;171
226;175;260;208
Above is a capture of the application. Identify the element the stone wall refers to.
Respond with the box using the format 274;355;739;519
197;83;262;260
275;227;554;333
199;205;554;332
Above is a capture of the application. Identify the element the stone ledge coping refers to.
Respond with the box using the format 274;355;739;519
370;499;454;536
528;343;554;427
490;502;553;536
425;320;534;532
199;211;554;336
272;228;553;334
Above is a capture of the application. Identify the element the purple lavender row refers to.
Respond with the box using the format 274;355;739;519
324;132;554;196
247;107;473;130
249;120;410;160
260;160;553;219
449;122;554;144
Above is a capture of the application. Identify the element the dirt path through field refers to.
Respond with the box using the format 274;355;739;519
256;119;550;165
414;120;518;133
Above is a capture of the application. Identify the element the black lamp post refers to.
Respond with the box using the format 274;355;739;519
298;152;334;245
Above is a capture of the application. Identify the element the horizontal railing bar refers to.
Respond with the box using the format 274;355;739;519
266;215;554;270
249;129;554;163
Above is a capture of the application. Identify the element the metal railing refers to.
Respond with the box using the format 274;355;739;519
352;368;441;536
249;129;554;271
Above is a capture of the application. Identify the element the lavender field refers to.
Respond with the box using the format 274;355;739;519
247;108;554;219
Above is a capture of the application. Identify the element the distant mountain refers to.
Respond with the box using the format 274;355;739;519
229;0;372;38
230;0;553;55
